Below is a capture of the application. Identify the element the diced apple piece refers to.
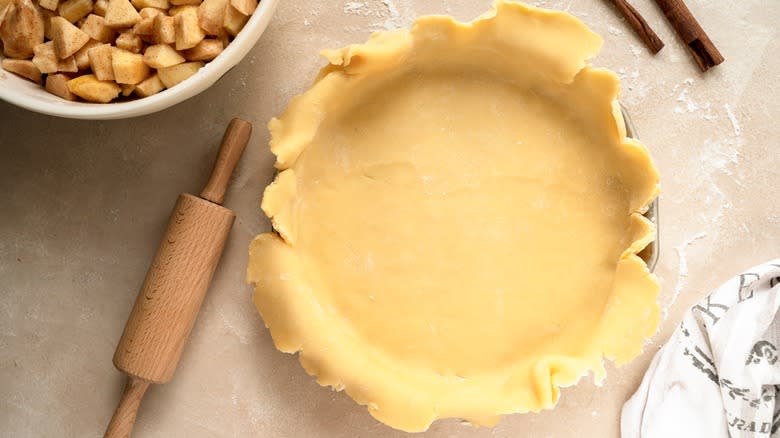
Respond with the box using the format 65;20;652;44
152;13;173;43
67;73;120;102
137;32;154;44
57;0;92;23
51;16;90;58
59;56;78;72
0;0;44;59
41;7;57;39
157;60;201;87
196;0;225;35
80;13;115;42
132;16;153;34
45;73;78;100
93;0;107;15
111;47;149;83
116;31;143;52
229;0;254;16
0;0;11;26
183;38;220;61
133;72;164;96
39;0;60;11
138;6;163;18
104;0;139;28
169;0;199;6
142;43;183;68
173;6;203;50
222;4;245;37
1;58;42;83
32;41;77;73
130;0;168;9
135;8;163;41
87;42;113;79
119;83;134;96
73;38;101;69
0;1;11;28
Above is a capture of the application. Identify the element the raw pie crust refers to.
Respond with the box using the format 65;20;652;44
248;1;660;432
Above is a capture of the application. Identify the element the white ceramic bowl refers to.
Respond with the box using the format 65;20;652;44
0;0;278;119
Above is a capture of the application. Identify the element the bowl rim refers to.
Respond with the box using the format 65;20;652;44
0;0;279;120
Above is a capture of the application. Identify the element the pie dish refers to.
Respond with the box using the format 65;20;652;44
247;0;660;431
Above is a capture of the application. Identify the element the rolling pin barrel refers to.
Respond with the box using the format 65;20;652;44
105;118;252;438
112;194;235;383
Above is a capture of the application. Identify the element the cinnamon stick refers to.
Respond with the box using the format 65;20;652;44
652;0;724;71
607;0;664;54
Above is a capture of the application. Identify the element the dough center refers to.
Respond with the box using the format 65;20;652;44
292;70;631;375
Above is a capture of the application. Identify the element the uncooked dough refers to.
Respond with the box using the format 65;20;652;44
248;1;660;432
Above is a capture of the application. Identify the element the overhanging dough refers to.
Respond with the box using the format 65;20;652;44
248;1;660;432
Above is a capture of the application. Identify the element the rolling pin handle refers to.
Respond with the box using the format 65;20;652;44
200;118;253;205
104;377;151;438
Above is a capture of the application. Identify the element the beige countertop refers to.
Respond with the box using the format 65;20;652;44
1;0;778;436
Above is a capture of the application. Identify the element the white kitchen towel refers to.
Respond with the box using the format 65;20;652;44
622;260;780;438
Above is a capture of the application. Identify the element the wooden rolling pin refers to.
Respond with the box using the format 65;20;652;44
104;118;252;438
